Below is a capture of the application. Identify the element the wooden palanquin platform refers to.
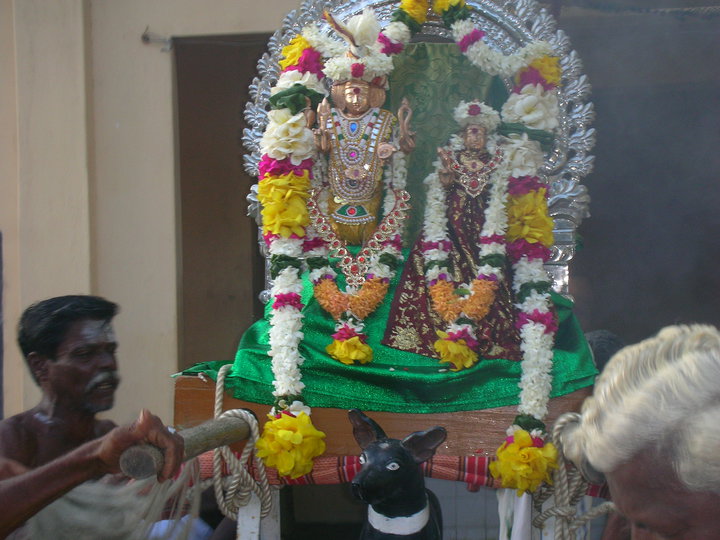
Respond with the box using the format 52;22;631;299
174;375;591;458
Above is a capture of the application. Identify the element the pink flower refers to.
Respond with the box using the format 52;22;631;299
332;324;367;343
468;103;482;116
507;239;552;263
377;33;404;55
531;436;545;448
351;63;365;78
508;176;545;196
383;234;404;252
263;231;304;246
302;236;326;252
458;29;485;53
259;155;314;178
273;292;304;310
480;234;506;245
263;232;279;246
516;310;558;334
447;328;479;350
284;48;325;79
514;66;556;92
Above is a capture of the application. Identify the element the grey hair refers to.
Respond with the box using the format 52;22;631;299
556;324;720;492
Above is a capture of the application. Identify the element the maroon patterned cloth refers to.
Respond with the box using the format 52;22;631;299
382;177;522;361
196;450;609;497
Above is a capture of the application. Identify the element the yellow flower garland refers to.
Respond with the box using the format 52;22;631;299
489;429;558;495
256;412;326;479
528;56;561;87
258;172;311;238
432;0;465;14
400;0;430;24
506;188;554;247
434;330;478;371
326;336;373;365
279;35;311;71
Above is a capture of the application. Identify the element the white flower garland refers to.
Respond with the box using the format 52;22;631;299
422;130;556;420
450;19;552;77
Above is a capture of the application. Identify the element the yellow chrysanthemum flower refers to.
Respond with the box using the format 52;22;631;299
326;336;373;365
258;172;311;237
506;188;554;247
256;412;326;478
530;56;562;87
489;429;558;495
279;35;311;71
434;331;478;371
401;0;429;24
432;0;464;14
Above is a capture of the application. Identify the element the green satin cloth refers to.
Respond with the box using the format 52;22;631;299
183;249;596;413
385;42;509;243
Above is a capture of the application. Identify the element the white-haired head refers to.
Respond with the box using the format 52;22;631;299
557;324;720;493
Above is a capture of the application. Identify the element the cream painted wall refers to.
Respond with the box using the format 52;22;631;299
1;0;92;413
2;0;298;422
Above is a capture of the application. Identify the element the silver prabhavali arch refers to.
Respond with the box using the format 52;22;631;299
242;0;594;300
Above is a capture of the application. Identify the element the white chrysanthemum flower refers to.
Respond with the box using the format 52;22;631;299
516;290;552;313
476;262;503;275
451;19;476;42
503;133;544;177
273;71;328;96
425;266;450;281
302;25;345;58
383;21;411;44
447;322;476;336
512;259;550;289
501;84;559;131
347;8;381;48
363;53;394;79
287;400;312;416
268;236;304;257
260;109;315;164
308;267;335;283
477;243;506;256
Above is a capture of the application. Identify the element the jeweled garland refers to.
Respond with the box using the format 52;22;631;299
255;0;562;481
307;149;409;365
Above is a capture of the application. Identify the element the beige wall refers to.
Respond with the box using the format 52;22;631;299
1;0;297;422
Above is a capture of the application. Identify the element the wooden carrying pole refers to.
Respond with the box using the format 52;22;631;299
119;415;251;479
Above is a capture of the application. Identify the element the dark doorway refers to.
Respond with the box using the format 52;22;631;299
174;34;268;371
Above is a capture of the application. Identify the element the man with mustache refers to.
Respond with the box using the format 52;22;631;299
0;295;184;537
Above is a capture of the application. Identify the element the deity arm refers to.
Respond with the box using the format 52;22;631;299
437;147;456;187
397;97;416;154
314;98;332;154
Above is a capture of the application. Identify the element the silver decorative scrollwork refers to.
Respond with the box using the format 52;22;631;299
243;0;595;296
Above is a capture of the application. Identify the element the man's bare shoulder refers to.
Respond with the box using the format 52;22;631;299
0;411;39;465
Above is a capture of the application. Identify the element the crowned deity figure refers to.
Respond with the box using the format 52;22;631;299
314;76;415;246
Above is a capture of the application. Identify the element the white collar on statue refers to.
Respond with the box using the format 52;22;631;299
368;502;430;535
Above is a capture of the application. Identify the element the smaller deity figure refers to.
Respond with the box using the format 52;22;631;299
314;76;415;246
383;100;554;370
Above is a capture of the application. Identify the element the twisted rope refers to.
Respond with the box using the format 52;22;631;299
530;414;615;538
211;364;273;520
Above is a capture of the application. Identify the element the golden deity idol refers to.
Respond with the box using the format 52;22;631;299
315;78;415;245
